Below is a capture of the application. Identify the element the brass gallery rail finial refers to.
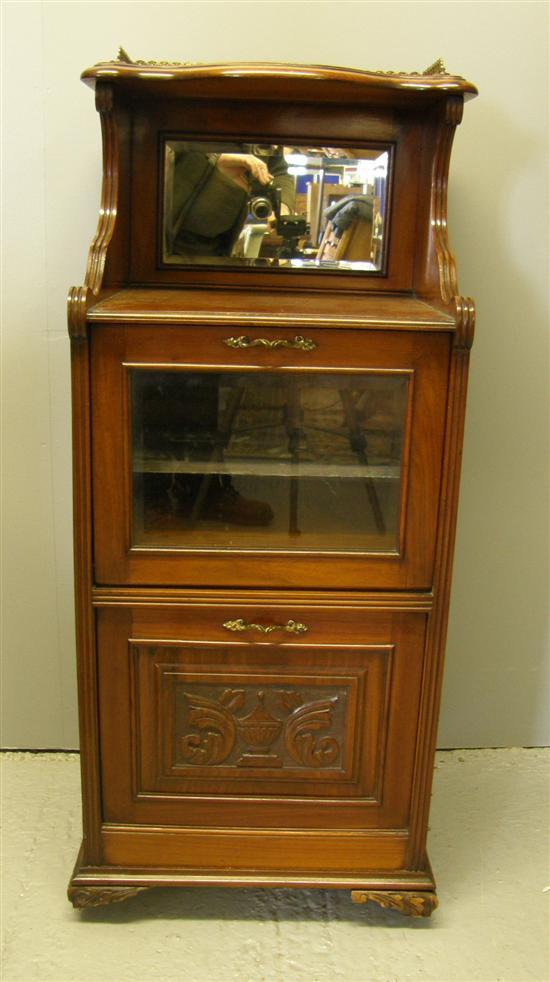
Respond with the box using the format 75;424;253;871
106;48;449;77
423;58;447;75
115;46;201;67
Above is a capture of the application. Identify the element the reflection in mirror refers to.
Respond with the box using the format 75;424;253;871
162;142;390;272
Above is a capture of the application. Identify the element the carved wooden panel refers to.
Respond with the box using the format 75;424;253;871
172;678;349;773
131;642;392;801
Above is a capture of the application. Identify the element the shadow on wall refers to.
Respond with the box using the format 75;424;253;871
440;97;549;748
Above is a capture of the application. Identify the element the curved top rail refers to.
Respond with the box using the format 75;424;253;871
81;51;478;100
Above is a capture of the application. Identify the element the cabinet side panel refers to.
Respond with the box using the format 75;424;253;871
408;346;471;867
70;338;101;863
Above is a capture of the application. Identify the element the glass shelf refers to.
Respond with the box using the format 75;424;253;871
134;457;401;480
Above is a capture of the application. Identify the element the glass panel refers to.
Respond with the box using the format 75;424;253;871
131;371;408;553
162;141;390;273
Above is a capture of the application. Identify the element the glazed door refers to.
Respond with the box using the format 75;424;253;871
92;324;450;588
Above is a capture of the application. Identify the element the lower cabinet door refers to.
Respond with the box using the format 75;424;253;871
96;602;428;873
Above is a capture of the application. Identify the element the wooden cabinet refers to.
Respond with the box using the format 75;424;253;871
67;54;477;917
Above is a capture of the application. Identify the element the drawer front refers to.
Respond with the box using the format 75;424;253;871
97;602;427;835
92;324;450;589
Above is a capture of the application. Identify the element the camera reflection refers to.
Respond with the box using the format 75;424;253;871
163;142;389;270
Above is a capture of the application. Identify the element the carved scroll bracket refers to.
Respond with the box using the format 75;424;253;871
95;80;114;114
82;81;118;298
454;295;476;349
67;285;92;341
429;93;467;306
351;890;438;917
445;94;464;126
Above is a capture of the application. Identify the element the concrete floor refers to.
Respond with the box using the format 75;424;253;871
1;749;548;982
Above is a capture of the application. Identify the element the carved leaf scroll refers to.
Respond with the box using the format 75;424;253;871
284;697;340;767
278;690;304;713
219;689;246;713
180;692;238;764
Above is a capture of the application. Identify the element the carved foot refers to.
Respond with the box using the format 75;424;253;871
68;885;148;909
351;890;438;918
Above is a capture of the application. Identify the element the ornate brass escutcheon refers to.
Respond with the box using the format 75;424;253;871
223;335;318;351
222;618;308;635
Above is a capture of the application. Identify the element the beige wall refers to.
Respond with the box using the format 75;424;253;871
2;1;548;748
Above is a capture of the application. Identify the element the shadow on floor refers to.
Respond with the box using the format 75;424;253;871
74;886;435;928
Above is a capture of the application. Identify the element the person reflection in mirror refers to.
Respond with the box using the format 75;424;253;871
169;145;294;257
216;152;271;191
156;147;293;525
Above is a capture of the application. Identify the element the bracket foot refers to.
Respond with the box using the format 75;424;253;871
68;885;148;909
351;890;438;917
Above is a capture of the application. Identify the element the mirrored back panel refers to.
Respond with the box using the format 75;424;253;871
162;142;391;273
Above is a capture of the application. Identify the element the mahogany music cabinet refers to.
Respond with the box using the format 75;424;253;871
67;53;477;916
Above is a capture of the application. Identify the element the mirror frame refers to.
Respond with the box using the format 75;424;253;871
128;98;419;292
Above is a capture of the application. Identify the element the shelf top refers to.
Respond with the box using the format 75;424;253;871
82;53;478;104
87;289;455;331
134;457;401;480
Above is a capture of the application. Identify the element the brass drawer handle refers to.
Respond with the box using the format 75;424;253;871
222;618;308;635
223;335;318;352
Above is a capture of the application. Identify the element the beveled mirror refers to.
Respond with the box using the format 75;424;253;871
162;141;391;272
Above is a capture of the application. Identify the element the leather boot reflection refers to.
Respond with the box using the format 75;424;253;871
143;474;274;528
200;480;274;526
